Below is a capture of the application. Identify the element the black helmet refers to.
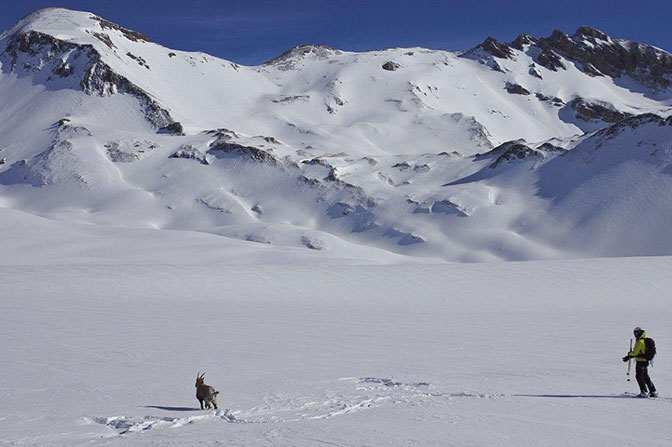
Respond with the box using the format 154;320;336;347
634;327;644;337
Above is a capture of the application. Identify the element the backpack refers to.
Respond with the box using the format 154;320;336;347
643;338;656;360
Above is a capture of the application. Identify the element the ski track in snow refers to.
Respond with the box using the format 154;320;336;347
88;376;670;437
88;377;509;436
88;409;243;435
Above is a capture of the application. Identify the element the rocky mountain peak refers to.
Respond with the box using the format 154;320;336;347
573;26;611;42
463;36;513;60
466;25;672;92
510;34;536;50
89;15;149;43
265;44;342;70
0;7;151;61
541;27;672;90
0;8;174;130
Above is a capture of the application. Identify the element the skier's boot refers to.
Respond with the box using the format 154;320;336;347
636;392;648;398
649;391;658;398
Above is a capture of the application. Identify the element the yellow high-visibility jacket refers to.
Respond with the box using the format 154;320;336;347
629;333;650;362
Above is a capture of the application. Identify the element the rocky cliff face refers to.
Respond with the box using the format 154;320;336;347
0;14;175;129
473;26;672;92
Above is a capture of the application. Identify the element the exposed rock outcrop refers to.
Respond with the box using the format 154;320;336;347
598;113;672;139
91;15;149;42
568;98;633;123
512;27;672;91
471;37;514;59
484;140;544;169
505;82;530;95
382;61;401;71
460;37;514;72
159;122;184;135
169;145;210;165
207;140;281;166
1;29;176;129
265;44;341;70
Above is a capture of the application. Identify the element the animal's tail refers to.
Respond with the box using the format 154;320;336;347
214;391;219;395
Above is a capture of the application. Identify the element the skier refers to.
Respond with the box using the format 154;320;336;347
622;327;657;398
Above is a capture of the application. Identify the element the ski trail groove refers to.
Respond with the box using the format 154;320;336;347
87;377;510;435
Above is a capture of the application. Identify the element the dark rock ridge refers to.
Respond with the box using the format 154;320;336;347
568;98;633;123
460;37;510;72
535;93;565;106
475;37;514;59
597;113;672;139
554;113;672;162
126;52;150;69
90;15;149;42
430;199;468;217
1;29;176;130
80;54;173;129
207;138;282;167
169;145;210;165
462;36;512;63
536;142;566;153
480;140;545;169
159;122;184;135
504;82;530;95
539;27;672;91
468;27;672;91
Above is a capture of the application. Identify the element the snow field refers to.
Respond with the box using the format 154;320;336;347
1;257;671;446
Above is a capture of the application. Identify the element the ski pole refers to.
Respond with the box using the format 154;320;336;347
626;338;632;381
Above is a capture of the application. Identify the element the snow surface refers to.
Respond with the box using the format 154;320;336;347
2;257;672;446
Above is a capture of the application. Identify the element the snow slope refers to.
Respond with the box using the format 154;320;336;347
1;7;672;261
2;258;671;446
0;206;417;266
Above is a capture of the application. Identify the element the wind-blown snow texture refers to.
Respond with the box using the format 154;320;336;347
1;8;672;261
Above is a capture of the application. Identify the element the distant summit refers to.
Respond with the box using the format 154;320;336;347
265;44;342;67
466;26;672;91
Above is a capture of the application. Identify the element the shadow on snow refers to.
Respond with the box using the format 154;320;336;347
143;405;201;411
515;394;636;399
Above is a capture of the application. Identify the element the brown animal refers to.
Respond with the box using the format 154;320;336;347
195;372;219;410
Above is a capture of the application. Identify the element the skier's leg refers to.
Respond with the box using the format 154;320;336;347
643;365;656;393
635;363;648;394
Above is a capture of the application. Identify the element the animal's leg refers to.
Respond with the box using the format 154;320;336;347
199;399;204;410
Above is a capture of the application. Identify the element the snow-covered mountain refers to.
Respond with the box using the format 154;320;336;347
1;7;672;261
3;11;672;445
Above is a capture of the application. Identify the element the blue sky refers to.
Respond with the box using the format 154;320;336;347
1;0;670;65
